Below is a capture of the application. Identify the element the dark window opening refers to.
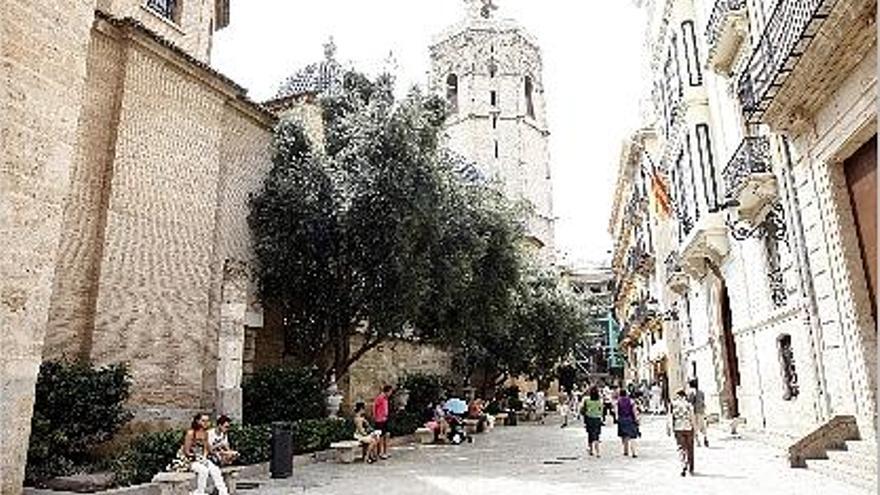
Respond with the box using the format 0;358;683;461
696;124;717;211
446;74;459;113
681;21;703;86
492;115;498;129
494;140;499;159
525;76;535;119
778;334;799;400
147;0;179;22
490;90;497;107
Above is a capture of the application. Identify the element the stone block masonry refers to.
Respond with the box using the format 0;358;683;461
0;1;96;492
39;13;274;425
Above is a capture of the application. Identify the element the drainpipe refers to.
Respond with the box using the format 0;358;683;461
777;135;831;421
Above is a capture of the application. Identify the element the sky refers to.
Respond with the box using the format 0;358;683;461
212;1;646;267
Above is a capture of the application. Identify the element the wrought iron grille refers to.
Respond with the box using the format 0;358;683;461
721;136;771;199
737;0;834;122
147;0;177;21
706;0;747;51
665;251;683;277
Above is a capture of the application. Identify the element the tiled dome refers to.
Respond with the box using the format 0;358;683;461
276;38;344;99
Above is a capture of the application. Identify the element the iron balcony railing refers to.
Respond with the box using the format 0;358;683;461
706;0;747;51
721;136;771;199
665;251;683;277
737;0;834;123
147;0;177;21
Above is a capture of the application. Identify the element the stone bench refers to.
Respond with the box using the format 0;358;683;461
330;440;362;463
415;427;435;444
152;465;241;495
463;419;480;434
494;413;509;426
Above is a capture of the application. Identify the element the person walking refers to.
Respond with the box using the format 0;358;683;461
668;388;697;476
687;379;708;447
559;392;571;428
372;385;393;460
581;387;604;457
601;384;616;425
616;389;640;457
650;381;663;414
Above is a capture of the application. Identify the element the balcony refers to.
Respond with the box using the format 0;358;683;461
722;136;778;221
626;243;655;279
679;212;729;277
664;251;689;294
737;0;840;125
705;0;749;74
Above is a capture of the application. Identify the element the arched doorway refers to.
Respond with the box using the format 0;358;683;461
720;283;740;417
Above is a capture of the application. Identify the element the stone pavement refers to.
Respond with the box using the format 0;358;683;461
241;416;875;494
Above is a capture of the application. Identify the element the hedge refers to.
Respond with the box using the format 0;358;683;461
242;366;326;425
110;418;354;486
26;361;133;486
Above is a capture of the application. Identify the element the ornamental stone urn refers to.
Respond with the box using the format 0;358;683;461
326;373;344;418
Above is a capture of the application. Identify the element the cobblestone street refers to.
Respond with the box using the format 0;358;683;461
242;416;872;494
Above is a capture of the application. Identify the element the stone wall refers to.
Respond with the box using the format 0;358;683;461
96;0;217;62
0;0;96;491
41;14;273;425
342;334;452;411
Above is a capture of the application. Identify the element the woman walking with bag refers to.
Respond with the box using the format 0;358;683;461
616;389;640;457
581;387;604;457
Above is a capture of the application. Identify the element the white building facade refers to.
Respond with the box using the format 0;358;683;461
618;0;875;486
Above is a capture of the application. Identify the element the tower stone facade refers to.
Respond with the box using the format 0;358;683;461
429;1;555;259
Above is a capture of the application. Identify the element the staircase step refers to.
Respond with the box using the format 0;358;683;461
826;449;877;474
807;455;878;492
844;440;878;457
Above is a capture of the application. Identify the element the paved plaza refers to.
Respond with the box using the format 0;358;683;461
242;416;873;495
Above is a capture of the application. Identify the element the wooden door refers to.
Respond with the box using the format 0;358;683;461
844;136;877;320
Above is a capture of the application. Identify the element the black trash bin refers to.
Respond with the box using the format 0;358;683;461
505;409;517;426
270;422;293;479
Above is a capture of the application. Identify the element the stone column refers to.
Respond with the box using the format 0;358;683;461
216;260;248;421
0;2;94;492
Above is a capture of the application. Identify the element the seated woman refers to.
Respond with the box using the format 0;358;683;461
468;398;489;432
168;413;229;495
424;402;449;442
353;402;379;463
207;415;239;466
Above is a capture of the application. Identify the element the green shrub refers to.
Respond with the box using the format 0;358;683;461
229;424;272;464
291;418;353;454
398;372;453;416
26;360;133;486
242;366;326;425
111;430;182;486
386;410;421;438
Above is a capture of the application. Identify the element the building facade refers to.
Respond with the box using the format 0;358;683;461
429;0;555;260
1;1;273;491
614;0;875;486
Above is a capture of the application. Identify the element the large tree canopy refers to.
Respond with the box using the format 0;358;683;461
249;71;523;379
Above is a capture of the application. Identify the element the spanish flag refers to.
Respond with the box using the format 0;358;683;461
650;168;673;218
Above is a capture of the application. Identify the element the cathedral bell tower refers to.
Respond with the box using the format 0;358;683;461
429;0;555;260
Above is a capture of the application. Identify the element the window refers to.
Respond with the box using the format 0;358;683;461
685;133;701;223
147;0;179;22
492;115;498;129
489;59;497;78
446;74;458;113
777;334;799;400
696;124;717;211
494;140;499;159
490;90;497;107
681;21;703;86
691;362;697;380
525;76;535;119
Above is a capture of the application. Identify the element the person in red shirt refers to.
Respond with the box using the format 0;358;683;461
372;385;393;459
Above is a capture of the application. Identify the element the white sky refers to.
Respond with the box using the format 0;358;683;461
212;1;646;266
